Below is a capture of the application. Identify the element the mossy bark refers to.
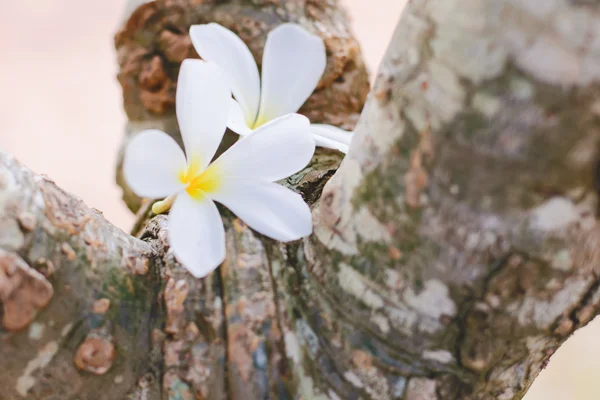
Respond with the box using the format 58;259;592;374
2;0;600;399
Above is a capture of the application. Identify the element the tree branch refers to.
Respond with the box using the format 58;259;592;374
3;0;599;399
312;0;600;398
0;152;159;398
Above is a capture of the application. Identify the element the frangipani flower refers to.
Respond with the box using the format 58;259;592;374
123;60;315;278
190;22;352;153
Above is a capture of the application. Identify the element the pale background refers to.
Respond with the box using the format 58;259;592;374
0;1;598;398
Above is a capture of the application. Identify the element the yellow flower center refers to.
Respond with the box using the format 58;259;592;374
178;155;221;200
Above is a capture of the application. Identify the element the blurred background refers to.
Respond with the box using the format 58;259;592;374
0;1;598;398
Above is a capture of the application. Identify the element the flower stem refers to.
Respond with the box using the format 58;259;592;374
151;194;177;215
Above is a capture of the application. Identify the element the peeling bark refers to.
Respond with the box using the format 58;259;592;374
2;0;600;399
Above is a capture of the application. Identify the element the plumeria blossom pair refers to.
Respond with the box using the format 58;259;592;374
190;22;353;153
123;60;315;278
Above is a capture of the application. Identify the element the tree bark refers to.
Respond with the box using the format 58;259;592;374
314;0;600;398
0;153;159;399
2;0;600;399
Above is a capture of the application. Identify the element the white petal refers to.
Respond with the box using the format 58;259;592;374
312;134;349;154
123;129;186;199
190;23;260;126
255;23;326;125
176;59;231;169
211;114;315;182
310;124;353;145
310;124;353;153
210;180;312;242
168;192;225;278
227;98;253;136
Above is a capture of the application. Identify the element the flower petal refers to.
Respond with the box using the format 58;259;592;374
211;114;314;182
310;124;353;153
168;192;226;278
310;124;353;145
210;179;312;242
255;23;326;125
190;23;260;126
312;134;349;154
176;59;231;169
123;129;186;199
227;98;253;136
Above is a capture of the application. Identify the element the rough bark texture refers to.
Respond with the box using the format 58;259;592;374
315;0;600;398
2;0;600;399
0;153;158;399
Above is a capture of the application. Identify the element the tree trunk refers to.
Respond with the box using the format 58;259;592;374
2;0;600;399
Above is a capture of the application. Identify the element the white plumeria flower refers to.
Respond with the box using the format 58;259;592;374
123;60;315;278
190;22;353;154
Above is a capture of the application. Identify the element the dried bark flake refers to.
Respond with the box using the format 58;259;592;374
74;336;116;375
0;250;53;331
